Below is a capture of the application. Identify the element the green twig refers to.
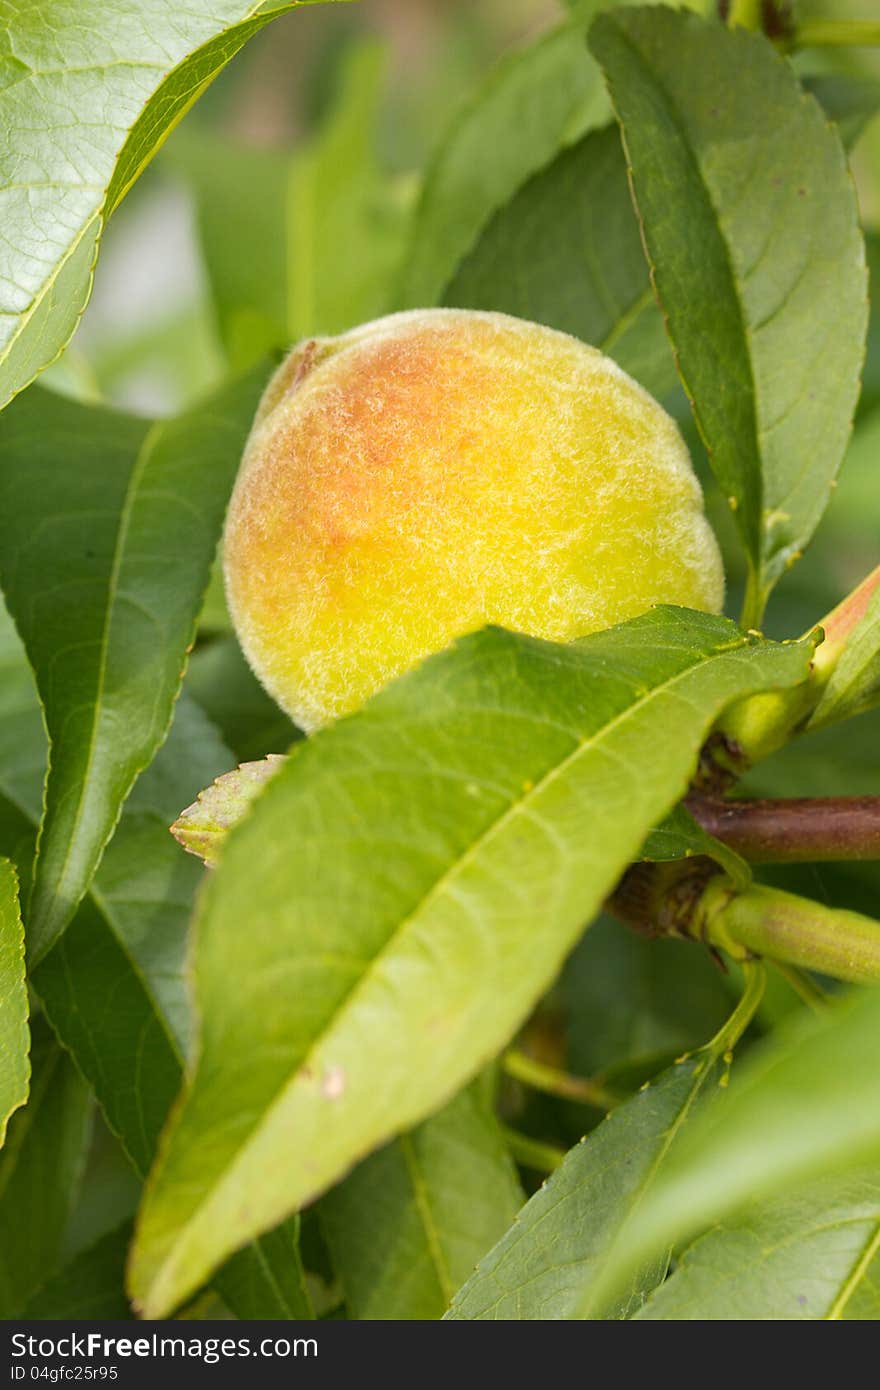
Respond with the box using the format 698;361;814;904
503;1049;620;1111
739;564;767;633
688;794;880;863
609;862;880;986
795;20;880;48
694;879;880;986
725;0;764;31
502;1127;566;1174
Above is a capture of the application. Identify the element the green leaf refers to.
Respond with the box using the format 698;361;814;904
578;987;880;1315
0;612;309;1319
590;9;867;619
129;608;813;1317
0;1020;92;1316
447;1054;723;1320
398;5;609;310
562;916;736;1079
214;1217;314;1320
0;858;27;1146
177;41;410;370
637;1170;880;1319
320;1086;523;1320
804;74;880;153
23;1223;133;1321
0;368;265;959
0;600;45;822
33;695;235;1171
172;756;286;868
0;0;347;408
444;124;675;400
0;597;234;1167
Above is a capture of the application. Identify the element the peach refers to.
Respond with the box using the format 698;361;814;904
223;309;724;732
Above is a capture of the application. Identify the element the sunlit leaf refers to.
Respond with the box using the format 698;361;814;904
129;608;813;1316
0;0;349;407
0;859;27;1147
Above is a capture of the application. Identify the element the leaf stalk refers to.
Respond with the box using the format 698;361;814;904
503;1049;620;1111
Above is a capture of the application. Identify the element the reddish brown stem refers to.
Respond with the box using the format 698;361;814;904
688;795;880;863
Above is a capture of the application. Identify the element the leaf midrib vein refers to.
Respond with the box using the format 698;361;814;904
31;419;163;947
399;1133;455;1307
827;1220;880;1319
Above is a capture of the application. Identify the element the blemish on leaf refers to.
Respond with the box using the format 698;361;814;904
321;1066;346;1100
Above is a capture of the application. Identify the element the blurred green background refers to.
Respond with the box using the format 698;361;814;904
51;0;880;423
53;1;560;416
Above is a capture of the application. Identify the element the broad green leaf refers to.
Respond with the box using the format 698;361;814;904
0;599;45;821
62;1115;141;1264
590;9;867;619
24;1223;133;1321
0;597;233;1163
0;858;27;1146
562;916;735;1080
214;1216;313;1320
577;987;880;1315
321;1086;523;1320
0;1020;92;1317
398;4;609;310
444;124;675;400
129;608;813;1317
0;368;265;959
32;695;235;1170
809;584;880;731
637;1170;880;1320
0;0;347;408
186;636;300;762
177;42;410;370
447;1054;723;1319
173;756;286;868
803;74;880;152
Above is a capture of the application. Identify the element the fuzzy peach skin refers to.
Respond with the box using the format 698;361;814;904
223;309;725;732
